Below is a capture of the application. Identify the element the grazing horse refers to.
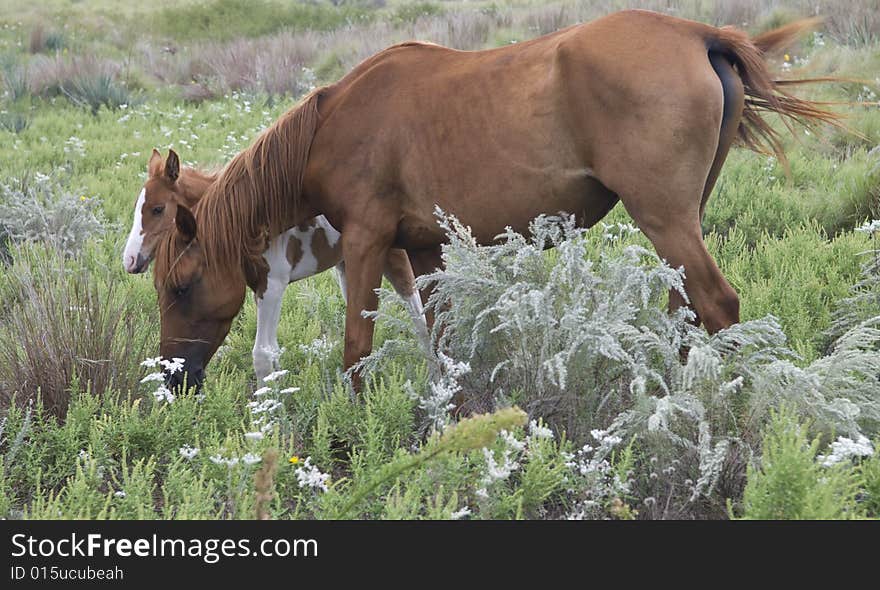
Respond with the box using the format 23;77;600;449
152;10;840;391
126;149;425;383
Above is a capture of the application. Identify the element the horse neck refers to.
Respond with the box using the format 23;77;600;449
192;89;323;292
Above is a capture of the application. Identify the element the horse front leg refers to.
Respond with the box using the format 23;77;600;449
252;279;286;382
342;226;391;392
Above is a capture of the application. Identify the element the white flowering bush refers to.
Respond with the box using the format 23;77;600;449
0;172;106;260
359;211;880;518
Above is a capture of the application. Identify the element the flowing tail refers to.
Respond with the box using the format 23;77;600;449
705;18;843;165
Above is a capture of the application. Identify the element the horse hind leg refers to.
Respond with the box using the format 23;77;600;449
667;53;745;324
610;130;739;331
382;248;429;343
648;224;740;334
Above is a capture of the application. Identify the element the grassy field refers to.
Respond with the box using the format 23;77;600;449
1;0;879;520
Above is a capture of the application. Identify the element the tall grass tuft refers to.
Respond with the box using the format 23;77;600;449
0;111;29;134
29;56;139;114
1;55;29;102
0;244;155;419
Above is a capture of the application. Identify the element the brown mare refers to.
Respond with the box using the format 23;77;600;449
152;10;839;391
126;150;424;385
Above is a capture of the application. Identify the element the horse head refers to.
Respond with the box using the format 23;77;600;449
123;149;209;273
152;204;250;391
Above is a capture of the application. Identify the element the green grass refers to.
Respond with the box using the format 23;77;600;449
1;0;879;520
150;0;375;42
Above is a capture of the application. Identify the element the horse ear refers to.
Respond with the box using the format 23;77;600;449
165;149;180;182
175;204;197;244
148;148;163;177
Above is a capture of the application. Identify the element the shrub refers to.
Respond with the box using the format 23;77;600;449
0;111;29;134
738;409;861;519
0;172;106;261
0;243;155;419
363;212;880;518
827;220;880;341
0;55;29;102
28;26;65;54
28;56;139;114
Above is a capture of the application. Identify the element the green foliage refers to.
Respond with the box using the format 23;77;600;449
391;2;444;24
738;409;861;519
1;0;880;521
1;54;29;102
0;110;29;134
151;0;373;41
60;72;140;115
859;442;880;516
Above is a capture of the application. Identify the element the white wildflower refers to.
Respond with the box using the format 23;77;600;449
179;445;199;460
241;453;262;465
450;506;471;520
248;398;282;415
529;420;554;440
299;335;335;359
244;431;264;441
279;387;300;395
294;457;330;492
262;369;289;382
140;372;164;383
160;357;185;374
855;220;880;235
209;454;239;467
500;429;525;452
253;386;272;397
482;447;518;482
152;385;175;404
818;435;874;467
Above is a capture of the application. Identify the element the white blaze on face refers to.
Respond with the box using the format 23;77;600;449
123;188;146;273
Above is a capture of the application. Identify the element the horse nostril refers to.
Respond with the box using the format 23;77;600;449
132;254;148;274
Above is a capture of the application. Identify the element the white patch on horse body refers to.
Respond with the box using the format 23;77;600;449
315;215;341;247
122;188;146;272
288;226;320;282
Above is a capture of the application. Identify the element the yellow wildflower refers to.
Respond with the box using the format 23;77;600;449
288;456;300;465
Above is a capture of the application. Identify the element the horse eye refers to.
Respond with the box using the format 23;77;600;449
172;284;190;298
152;206;165;215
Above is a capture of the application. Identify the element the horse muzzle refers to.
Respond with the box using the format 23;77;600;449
125;253;150;274
164;365;205;393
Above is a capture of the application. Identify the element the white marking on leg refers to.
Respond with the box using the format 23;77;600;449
253;235;290;381
334;261;348;303
406;290;429;343
122;188;146;272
